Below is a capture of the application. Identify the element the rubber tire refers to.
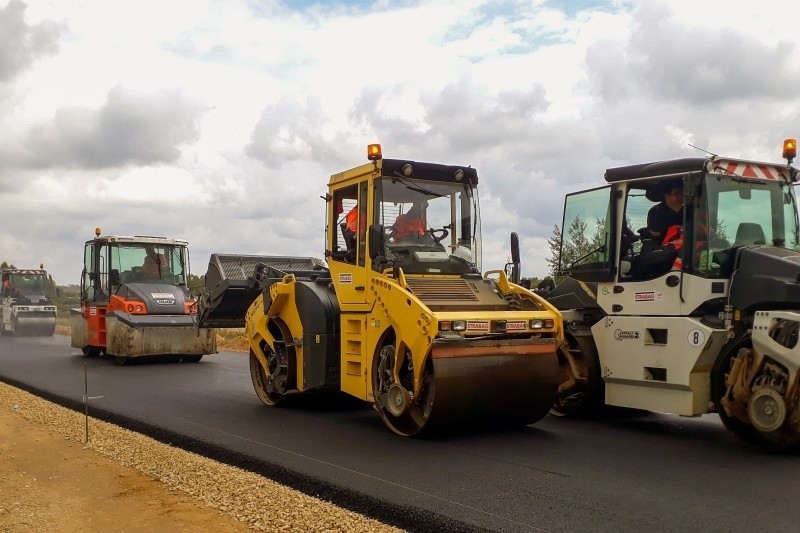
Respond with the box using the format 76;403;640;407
181;355;203;363
82;346;102;358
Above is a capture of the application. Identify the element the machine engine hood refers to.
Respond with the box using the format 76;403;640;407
729;246;800;312
122;283;187;315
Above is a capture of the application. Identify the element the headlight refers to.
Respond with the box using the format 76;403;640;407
530;319;555;329
452;320;467;331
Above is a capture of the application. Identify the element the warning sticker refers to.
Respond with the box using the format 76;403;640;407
339;273;352;284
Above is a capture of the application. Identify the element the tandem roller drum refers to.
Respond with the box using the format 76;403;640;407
11;316;56;337
373;338;561;437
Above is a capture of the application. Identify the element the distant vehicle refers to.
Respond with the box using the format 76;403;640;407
0;266;57;336
546;138;800;451
70;229;216;364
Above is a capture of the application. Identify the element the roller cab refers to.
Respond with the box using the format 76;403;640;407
71;230;215;364
1;268;57;337
550;139;800;451
200;146;563;437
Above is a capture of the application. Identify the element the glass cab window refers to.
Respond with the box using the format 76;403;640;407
693;176;800;277
110;244;187;285
375;177;481;275
5;273;47;298
331;184;367;266
559;186;612;280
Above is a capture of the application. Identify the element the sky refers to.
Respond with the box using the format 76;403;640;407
1;0;798;284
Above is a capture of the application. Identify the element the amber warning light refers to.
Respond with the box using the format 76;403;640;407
783;138;797;163
367;144;382;161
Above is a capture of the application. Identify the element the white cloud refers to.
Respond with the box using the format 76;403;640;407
1;0;799;284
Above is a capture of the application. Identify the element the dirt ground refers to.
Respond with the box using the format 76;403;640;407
0;332;398;532
0;400;249;533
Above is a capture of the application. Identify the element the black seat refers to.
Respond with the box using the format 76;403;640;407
628;229;677;279
733;222;766;247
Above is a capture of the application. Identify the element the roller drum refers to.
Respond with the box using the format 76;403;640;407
376;338;560;436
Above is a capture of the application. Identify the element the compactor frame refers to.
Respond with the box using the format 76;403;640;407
71;230;216;364
548;139;800;451
0;268;57;336
200;145;564;436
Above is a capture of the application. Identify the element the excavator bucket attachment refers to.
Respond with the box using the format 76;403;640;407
197;254;319;328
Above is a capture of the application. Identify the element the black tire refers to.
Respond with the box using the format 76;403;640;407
82;346;102;358
182;355;203;363
113;356;129;366
711;335;799;452
550;332;604;418
249;350;283;406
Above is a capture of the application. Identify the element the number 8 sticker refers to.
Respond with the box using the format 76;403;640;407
688;328;705;348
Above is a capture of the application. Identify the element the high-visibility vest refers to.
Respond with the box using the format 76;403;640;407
394;214;426;237
661;224;708;271
346;207;359;233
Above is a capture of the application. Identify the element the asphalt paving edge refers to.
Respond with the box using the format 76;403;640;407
0;374;490;533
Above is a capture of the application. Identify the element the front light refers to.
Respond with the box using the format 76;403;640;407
530;319;544;329
439;321;452;332
452;320;467;331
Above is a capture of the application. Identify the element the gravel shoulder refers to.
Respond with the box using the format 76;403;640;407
0;381;401;532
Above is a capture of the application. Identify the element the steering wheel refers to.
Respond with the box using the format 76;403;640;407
428;228;449;245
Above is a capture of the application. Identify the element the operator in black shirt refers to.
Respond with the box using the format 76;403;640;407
647;184;684;242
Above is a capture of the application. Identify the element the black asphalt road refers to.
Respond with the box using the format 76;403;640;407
1;334;797;533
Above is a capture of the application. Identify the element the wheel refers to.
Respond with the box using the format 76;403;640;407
249;350;283;406
82;346;102;358
712;335;800;452
113;356;129;366
372;343;435;437
550;333;604;417
181;355;203;363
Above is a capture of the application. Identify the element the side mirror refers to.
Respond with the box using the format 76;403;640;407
505;232;521;284
368;224;384;260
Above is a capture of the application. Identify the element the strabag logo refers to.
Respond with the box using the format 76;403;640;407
614;329;640;341
467;321;489;331
506;321;527;331
339;273;352;284
634;291;663;302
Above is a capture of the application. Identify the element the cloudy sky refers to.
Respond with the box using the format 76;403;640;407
1;0;798;284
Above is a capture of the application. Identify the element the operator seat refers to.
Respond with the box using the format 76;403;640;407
733;222;766;247
627;227;677;280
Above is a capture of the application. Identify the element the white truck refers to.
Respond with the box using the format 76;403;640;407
1;267;57;336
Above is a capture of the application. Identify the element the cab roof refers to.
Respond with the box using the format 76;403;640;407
329;158;478;187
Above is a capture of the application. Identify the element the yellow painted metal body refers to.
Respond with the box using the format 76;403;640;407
244;158;563;413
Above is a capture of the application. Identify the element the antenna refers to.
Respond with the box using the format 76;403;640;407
688;144;717;157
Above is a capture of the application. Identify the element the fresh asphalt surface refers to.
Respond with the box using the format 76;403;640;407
0;335;797;533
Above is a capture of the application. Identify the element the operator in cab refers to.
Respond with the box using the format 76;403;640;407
647;183;684;242
142;245;168;278
392;201;427;241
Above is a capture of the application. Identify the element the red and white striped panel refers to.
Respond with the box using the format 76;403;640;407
713;160;783;180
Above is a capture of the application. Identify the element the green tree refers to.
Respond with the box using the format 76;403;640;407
0;261;16;270
545;224;562;278
548;216;607;278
